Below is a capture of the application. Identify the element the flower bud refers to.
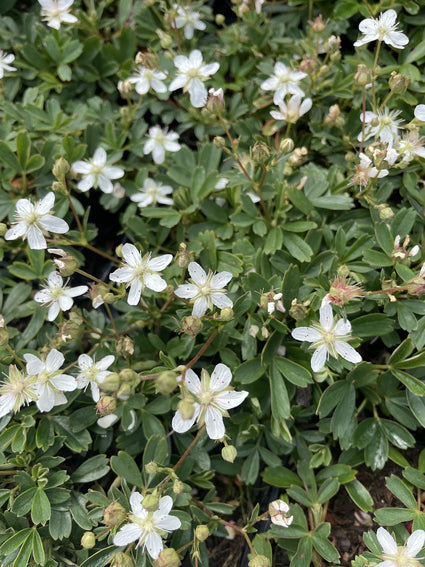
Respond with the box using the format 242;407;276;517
53;156;70;180
175;242;193;268
249;555;271;567
354;64;370;86
155;548;181;567
177;398;195;420
157;29;173;49
325;35;340;53
52;180;67;195
379;205;394;220
156;371;178;395
118;79;133;97
206;87;225;114
279;138;294;154
96;396;117;416
221;445;237;463
119;368;138;384
81;531;96;549
220;307;233;321
215;13;225;25
145;461;159;475
111;552;135;567
248;555;271;567
289;298;310;321
103;501;127;527
213;136;226;149
309;14;327;33
0;223;7;236
47;248;78;277
117;383;132;400
143;493;160;512
116;336;134;356
195;525;210;542
389;71;409;94
100;372;120;393
251;142;271;163
115;244;124;258
173;479;185;494
269;499;293;527
261;326;269;339
181;315;203;337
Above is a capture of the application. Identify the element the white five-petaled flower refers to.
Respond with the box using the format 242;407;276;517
76;354;115;402
269;500;294;528
0;365;37;418
113;492;181;560
270;95;312;123
34;271;88;321
260;62;307;106
376;526;425;567
397;131;425;164
130;179;174;208
169;50;220;108
354;9;408;50
38;0;78;29
5;192;69;250
174;262;233;317
72;148;124;193
171;5;206;40
0;50;17;79
143;126;181;165
291;304;362;372
128;67;167;95
109;243;172;305
352;152;388;187
172;364;249;440
24;349;77;412
358;108;402;148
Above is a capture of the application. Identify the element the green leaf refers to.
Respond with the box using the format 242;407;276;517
317;381;349;418
0;141;21;171
49;508;72;540
25;154;45;173
381;419;415;450
286;186;313;214
234;357;266;384
241;450;259;485
264;227;283;255
0;528;31;555
351;314;394;338
142;434;168;476
311;530;340;563
270;362;291;420
331;383;355;441
275;357;312;387
317;478;339;504
12;487;37;516
403;467;425;491
365;425;388;470
395;351;425;369
405;38;425;63
407;390;425;428
31;488;51;525
391;369;425;396
80;546;119;567
363;249;393;267
282;264;301;311
375;222;394;255
389;338;415;366
262;466;303;488
71;455;110;483
282;232;313;262
16;131;31;170
290;537;312;567
344;479;373;512
111;451;143;487
374;507;416;525
31;529;45;565
385;475;416;509
13;530;33;567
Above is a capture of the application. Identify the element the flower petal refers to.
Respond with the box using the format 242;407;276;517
319;304;333;330
45;349;64;372
128;279;143;305
205;405;226;439
148;254;173;271
406;529;425;558
334;341;362;364
291;327;322;342
376;527;397;555
210;271;232;289
184;368;202;395
188;262;206;284
210;363;232;391
215;389;249;410
113;523;142;547
310;345;328;372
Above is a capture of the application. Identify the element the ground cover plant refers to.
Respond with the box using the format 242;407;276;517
2;0;425;565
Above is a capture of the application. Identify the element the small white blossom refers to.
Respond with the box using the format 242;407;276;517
130;179;173;208
260;62;307;106
291;304;362;372
109;243;172;305
397;131;425;164
143;126;181;165
5;192;69;250
354;9;408;50
270;95;312;123
0;365;37;418
414;104;425;122
170;50;220;108
128;67;167;95
0;51;17;78
392;235;420;260
72;148;124;193
174;262;233;317
172;5;206;40
376;526;425;567
38;0;78;29
352;152;388;187
358;108;402;148
34;271;88;321
269;500;293;528
172;364;249;439
113;492;181;560
24;349;77;412
268;293;285;314
76;354;115;402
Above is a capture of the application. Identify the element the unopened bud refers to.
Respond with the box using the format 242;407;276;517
118;79;133;97
116;336;134;356
220;307;233;321
213;136;226;149
96;396;117;416
206;87;225;114
157;29;172;49
156;371;178;395
389;71;409;94
261;326;269;339
111;552;135;567
0;223;7;236
115;244;124;258
215;13;225;25
379;206;394;220
337;264;351;277
53;156;70;179
249;555;271;567
309;14;327;33
81;531;96;549
279;138;294;154
175;243;193;268
145;461;159;474
177;398;195;420
173;479;185;494
47;248;78;277
251;142;270;163
155;548;181;567
100;372;120;393
52;180;67;195
195;525;210;542
325;35;340;53
355;64;370;86
143;493;160;512
117;383;132;400
103;501;127;527
181;315;203;337
289;298;310;321
221;445;237;463
119;368;138;384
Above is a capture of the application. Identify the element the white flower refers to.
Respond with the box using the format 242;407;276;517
0;51;17;78
0;365;37;418
76;354;115;402
128;67;167;95
270;95;312;123
354;10;408;49
352;152;388;187
269;500;294;528
109;243;172;305
38;0;78;29
268;293;285;314
414;104;425;122
260;62;307;106
34;271;88;321
172;5;206;40
113;492;181;560
172;364;249;440
291;304;362;372
130;179;173;208
392;235;420;260
376;527;425;567
169;50;220;108
5;192;69;250
174;262;233;317
72;148;124;193
358;108;402;148
24;349;77;412
143;126;181;165
397;131;425;164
